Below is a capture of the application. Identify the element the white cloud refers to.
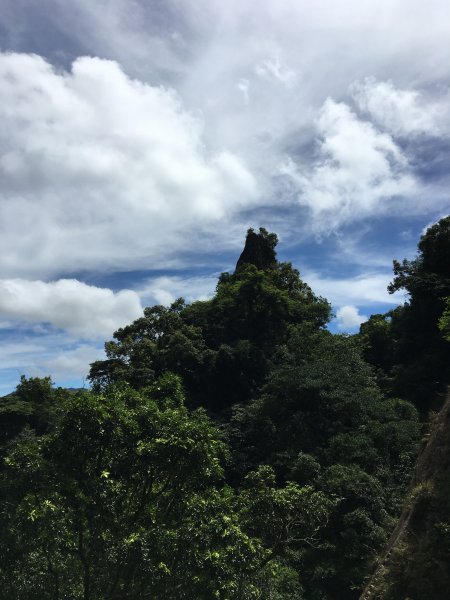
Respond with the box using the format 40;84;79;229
1;7;449;276
35;1;450;94
352;78;450;137
335;305;368;330
0;340;50;371
237;78;250;104
139;275;218;306
303;270;403;307
0;274;217;394
281;98;416;232
0;53;258;278
0;330;106;393
255;55;297;88
0;273;218;394
39;344;106;381
0;279;143;339
2;1;450;393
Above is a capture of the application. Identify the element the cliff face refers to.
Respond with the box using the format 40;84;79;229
360;389;450;600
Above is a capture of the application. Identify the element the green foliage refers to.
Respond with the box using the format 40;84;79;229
0;375;333;599
5;225;443;599
0;376;70;457
196;262;330;349
438;296;450;341
2;376;225;598
227;326;419;599
359;313;394;374
89;236;330;415
372;215;450;407
89;301;210;392
228;328;382;470
241;465;334;554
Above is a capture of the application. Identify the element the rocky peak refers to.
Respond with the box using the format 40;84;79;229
235;227;278;272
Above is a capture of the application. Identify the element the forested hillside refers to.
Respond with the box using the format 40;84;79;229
1;219;450;600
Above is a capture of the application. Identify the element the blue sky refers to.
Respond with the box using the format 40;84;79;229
0;0;449;394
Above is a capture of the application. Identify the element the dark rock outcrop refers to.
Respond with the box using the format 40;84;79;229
235;228;278;272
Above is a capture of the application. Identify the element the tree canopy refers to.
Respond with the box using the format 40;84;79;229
4;223;449;600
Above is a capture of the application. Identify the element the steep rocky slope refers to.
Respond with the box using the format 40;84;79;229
360;389;450;600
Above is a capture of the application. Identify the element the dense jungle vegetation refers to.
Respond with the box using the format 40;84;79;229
1;218;450;599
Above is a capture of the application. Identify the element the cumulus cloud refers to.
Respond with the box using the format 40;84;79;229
303;271;403;307
1;1;450;392
0;332;106;394
139;275;218;306
0;279;143;338
335;305;368;330
0;53;258;278
352;78;450;137
0;20;448;278
281;98;416;232
39;344;106;381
